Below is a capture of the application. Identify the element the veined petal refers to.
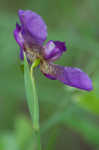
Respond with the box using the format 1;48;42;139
43;40;66;61
40;62;93;91
18;10;47;45
13;23;24;48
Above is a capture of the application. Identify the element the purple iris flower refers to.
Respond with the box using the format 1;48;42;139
14;10;93;91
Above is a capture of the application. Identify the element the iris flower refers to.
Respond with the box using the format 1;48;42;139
14;10;93;91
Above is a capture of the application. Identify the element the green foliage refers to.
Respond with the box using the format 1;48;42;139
77;90;99;115
24;54;41;149
15;116;32;150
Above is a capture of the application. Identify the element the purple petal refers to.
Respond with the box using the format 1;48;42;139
40;62;93;91
20;48;24;60
13;23;24;48
43;73;56;80
18;10;47;45
43;40;66;61
56;67;93;91
54;41;66;52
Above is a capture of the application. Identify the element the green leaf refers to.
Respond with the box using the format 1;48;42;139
15;115;32;150
0;133;19;150
24;53;39;129
77;91;99;115
41;109;99;145
24;54;41;150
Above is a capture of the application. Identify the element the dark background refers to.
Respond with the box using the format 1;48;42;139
0;0;99;150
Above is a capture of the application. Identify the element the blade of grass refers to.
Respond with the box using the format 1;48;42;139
24;53;41;150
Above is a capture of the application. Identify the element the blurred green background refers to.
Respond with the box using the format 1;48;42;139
0;0;99;150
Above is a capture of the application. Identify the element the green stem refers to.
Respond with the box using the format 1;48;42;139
30;66;39;131
30;64;41;150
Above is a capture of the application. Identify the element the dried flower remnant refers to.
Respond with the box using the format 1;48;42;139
14;10;93;91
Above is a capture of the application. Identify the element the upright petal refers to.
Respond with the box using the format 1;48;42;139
18;10;47;45
40;62;93;91
13;23;24;48
43;40;66;61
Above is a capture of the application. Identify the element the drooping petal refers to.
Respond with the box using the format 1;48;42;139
13;23;24;48
18;10;47;45
40;62;93;91
43;40;66;61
